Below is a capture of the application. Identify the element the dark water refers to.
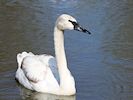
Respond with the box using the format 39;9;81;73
0;0;133;100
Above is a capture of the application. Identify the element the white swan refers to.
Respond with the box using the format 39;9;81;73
15;14;91;96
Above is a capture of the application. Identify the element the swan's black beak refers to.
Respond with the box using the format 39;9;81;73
69;20;91;34
74;25;91;34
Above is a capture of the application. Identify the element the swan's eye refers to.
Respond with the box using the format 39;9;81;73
68;20;79;29
68;20;79;26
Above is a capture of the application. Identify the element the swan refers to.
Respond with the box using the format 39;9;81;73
15;14;91;95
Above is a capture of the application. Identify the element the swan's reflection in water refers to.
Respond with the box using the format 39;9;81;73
18;85;76;100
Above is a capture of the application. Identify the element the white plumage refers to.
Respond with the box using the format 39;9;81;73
16;52;60;93
15;14;90;95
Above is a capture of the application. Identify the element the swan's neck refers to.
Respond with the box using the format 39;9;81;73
54;27;75;94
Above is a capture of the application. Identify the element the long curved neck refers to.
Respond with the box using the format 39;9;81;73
54;27;68;73
54;27;75;94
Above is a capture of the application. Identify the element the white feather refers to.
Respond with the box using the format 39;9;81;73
15;14;84;95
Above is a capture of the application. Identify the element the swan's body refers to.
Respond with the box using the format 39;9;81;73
15;14;91;95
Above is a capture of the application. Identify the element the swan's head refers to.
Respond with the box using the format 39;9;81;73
56;14;91;34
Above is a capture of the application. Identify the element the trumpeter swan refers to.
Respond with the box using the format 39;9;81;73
15;14;91;95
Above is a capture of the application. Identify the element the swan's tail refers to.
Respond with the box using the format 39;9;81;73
17;51;34;67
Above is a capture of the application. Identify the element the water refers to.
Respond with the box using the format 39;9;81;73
0;0;133;100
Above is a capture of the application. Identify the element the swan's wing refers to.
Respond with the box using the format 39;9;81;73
16;52;47;83
22;56;47;83
17;52;34;67
16;52;59;83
